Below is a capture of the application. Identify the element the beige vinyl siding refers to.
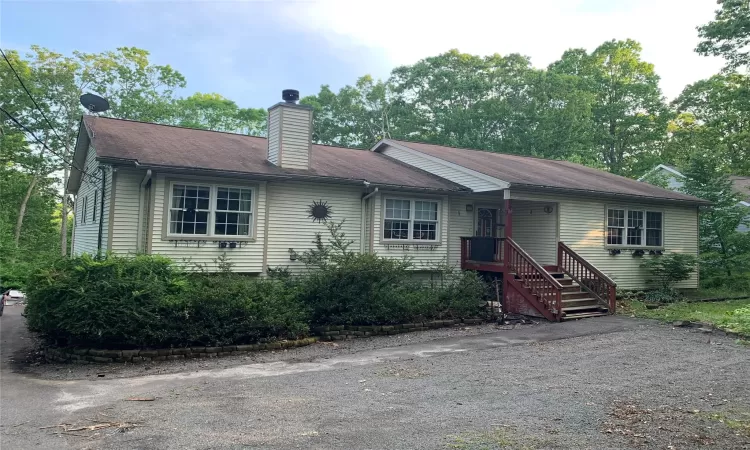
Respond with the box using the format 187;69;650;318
267;107;280;165
279;106;311;170
72;145;104;256
511;200;558;265
372;192;450;270
380;145;504;192
511;190;699;289
148;174;266;272
265;181;362;272
446;195;475;269
109;169;142;254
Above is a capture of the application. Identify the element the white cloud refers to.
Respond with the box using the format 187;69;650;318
279;0;725;99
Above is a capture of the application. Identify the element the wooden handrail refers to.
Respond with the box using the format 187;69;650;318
558;242;617;286
557;241;617;312
506;238;563;320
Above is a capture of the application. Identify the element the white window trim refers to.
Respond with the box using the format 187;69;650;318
605;206;664;249
381;196;442;244
163;181;257;241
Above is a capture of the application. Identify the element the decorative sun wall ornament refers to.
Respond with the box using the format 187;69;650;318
308;200;332;223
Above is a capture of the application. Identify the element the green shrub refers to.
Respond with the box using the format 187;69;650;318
25;254;308;348
299;253;486;325
640;253;698;290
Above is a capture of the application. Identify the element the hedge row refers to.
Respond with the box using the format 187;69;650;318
25;253;487;349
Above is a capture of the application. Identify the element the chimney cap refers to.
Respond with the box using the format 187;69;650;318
282;89;300;104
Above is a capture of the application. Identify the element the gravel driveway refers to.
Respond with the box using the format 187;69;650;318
2;307;749;449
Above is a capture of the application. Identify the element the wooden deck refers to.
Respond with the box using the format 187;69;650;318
462;260;505;272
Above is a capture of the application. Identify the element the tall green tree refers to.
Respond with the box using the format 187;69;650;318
174;93;267;135
550;40;670;176
697;0;750;71
671;73;750;174
680;153;750;283
302;75;396;148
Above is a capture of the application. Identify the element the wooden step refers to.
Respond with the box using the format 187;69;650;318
562;311;610;320
562;304;607;312
561;291;589;299
562;298;600;307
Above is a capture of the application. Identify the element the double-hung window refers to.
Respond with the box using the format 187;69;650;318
606;207;662;247
168;183;254;238
383;198;439;241
93;191;98;222
80;195;88;224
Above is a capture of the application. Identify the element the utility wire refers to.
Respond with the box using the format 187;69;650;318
0;48;103;185
0;105;103;185
1;48;72;155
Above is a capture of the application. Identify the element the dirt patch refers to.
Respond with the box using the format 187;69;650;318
601;400;750;449
444;425;554;449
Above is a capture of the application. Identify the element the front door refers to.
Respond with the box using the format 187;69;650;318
477;208;497;237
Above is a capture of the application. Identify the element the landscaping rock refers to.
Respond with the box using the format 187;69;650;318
672;321;690;327
140;350;159;357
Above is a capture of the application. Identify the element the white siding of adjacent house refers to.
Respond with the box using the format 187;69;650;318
72;145;109;256
267;107;281;165
380;144;506;192
277;106;311;170
265;181;363;272
511;190;699;289
511;200;558;266
143;173;267;272
371;191;450;270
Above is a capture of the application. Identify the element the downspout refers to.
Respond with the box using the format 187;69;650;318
360;185;378;253
136;170;152;253
96;167;107;255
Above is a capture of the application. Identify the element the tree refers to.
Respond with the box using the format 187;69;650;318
680;153;750;282
697;0;750;71
174;93;267;135
302;75;396;148
671;73;750;174
549;40;670;176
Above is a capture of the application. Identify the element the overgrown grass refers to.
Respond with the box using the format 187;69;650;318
682;287;750;301
624;299;750;337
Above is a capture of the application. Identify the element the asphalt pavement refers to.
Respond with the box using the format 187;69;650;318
1;306;749;449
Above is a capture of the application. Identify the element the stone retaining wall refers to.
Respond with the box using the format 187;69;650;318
314;318;483;340
43;337;320;364
43;318;485;364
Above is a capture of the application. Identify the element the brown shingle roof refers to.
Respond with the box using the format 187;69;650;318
82;116;463;192
388;140;708;204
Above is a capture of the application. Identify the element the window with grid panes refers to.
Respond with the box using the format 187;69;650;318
168;183;254;237
383;198;439;241
606;207;662;247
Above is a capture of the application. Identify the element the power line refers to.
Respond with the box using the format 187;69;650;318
0;105;103;185
0;48;71;155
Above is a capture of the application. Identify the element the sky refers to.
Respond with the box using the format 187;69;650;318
1;0;726;109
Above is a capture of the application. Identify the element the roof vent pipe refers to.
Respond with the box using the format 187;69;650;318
282;89;299;104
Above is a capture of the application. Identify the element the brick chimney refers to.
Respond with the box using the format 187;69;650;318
267;89;313;170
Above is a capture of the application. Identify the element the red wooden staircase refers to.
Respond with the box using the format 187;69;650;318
503;239;617;321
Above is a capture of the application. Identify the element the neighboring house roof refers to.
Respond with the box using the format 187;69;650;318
730;176;750;204
643;164;750;205
379;140;708;204
72;116;464;193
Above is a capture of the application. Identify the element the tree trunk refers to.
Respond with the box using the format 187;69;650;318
61;165;69;257
14;176;38;247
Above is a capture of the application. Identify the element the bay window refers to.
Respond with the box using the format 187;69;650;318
383;198;440;241
606;207;662;247
168;182;254;238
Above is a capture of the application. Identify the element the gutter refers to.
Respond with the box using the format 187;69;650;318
360;186;379;250
510;183;712;206
110;159;468;194
96;167;107;254
136;170;152;253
